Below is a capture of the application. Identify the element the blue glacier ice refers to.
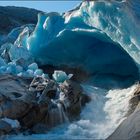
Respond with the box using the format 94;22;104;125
14;27;29;48
0;0;139;84
25;0;140;84
9;44;30;62
34;69;43;76
28;63;38;71
52;70;73;83
0;0;139;82
0;56;6;66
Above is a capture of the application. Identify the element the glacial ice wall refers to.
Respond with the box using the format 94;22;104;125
0;0;139;83
26;0;140;81
76;0;140;64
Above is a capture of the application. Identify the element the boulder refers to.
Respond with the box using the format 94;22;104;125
0;120;12;134
0;98;32;119
31;123;48;134
58;80;89;121
0;74;90;135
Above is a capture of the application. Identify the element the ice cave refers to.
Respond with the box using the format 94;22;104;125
0;0;140;140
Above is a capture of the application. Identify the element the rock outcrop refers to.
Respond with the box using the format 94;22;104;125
0;74;90;135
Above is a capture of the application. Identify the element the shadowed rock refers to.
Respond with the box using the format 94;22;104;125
0;6;40;35
0;74;90;135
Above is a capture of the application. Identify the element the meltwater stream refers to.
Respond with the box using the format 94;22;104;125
64;84;138;139
9;83;138;140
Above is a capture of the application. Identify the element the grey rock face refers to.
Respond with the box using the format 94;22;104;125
0;120;12;134
0;6;40;35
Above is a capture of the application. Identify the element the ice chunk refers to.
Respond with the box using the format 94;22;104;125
6;62;17;74
25;69;34;77
0;66;7;71
52;70;72;83
42;73;49;79
17;72;23;77
0;66;7;74
17;70;34;77
0;56;6;66
6;66;13;74
34;69;43;76
16;65;23;74
14;27;29;48
9;44;31;62
15;58;31;69
0;43;11;54
28;63;38;71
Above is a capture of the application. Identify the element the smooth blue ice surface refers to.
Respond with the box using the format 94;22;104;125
52;70;73;83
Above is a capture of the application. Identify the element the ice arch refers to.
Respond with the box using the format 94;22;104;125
26;0;140;86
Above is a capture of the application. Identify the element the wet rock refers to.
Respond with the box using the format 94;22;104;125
2;118;20;129
19;105;42;128
0;98;32;119
0;75;34;119
59;80;82;108
31;123;48;134
39;79;57;100
0;74;32;99
0;120;12;134
44;102;68;128
81;93;91;107
29;76;49;92
59;80;84;121
0;74;90;135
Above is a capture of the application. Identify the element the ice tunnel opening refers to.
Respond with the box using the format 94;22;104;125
29;29;139;89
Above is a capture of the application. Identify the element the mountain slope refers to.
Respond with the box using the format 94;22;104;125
0;6;41;34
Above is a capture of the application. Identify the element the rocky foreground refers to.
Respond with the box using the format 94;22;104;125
0;74;140;139
0;74;90;135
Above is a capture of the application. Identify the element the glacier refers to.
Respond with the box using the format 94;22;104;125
0;0;140;85
25;0;140;87
0;0;140;139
